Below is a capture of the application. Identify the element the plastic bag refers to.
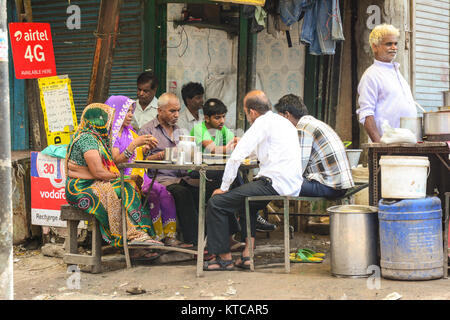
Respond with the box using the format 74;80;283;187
41;144;69;159
380;121;417;144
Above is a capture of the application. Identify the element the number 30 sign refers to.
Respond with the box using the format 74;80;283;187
8;22;57;79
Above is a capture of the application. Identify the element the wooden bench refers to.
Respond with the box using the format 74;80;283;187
60;204;102;273
244;182;369;273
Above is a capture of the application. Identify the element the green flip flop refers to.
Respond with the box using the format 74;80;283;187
298;248;325;258
289;250;323;263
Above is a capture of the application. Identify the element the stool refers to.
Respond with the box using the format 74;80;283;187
245;183;369;273
60;204;102;273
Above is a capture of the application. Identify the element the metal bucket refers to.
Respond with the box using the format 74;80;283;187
346;149;362;168
327;205;379;278
400;117;423;142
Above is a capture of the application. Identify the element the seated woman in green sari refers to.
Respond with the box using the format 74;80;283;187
65;103;162;261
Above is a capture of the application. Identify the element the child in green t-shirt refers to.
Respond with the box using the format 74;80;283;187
190;98;239;154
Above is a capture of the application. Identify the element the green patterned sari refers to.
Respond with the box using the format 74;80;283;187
65;103;155;247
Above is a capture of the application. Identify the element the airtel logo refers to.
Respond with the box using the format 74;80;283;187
14;31;22;41
13;29;49;42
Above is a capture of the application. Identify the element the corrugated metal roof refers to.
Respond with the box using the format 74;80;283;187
32;0;143;120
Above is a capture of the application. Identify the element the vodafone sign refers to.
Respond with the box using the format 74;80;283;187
8;22;56;79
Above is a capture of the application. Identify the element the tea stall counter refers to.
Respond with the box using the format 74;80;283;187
363;142;449;278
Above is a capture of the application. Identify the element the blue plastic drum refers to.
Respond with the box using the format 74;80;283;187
378;197;443;280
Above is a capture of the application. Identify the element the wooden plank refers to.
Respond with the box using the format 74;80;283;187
283;198;290;274
87;0;122;104
60;205;93;221
236;6;248;131
64;254;97;266
67;220;78;255
363;142;448;148
144;0;156;72
91;219;102;274
196;168;206;277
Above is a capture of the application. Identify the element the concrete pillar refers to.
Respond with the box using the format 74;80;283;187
0;0;13;300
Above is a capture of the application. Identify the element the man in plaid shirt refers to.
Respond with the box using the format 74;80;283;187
274;94;354;198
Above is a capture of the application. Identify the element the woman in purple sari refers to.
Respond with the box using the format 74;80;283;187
106;95;192;248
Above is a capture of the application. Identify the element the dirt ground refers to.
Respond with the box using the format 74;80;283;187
13;228;450;301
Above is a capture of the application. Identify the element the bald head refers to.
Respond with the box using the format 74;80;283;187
244;90;271;115
157;92;180;127
158;92;179;109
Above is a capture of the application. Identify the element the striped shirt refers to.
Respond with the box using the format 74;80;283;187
297;116;354;190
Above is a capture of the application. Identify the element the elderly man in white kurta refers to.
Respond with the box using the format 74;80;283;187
357;24;417;142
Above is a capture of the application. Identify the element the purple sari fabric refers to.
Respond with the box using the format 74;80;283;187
105;96;177;240
105;95;135;175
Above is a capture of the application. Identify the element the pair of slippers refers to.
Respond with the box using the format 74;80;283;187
203;255;251;271
289;248;325;263
164;238;194;249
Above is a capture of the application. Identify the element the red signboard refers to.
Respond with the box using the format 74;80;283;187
8;22;56;79
31;152;68;227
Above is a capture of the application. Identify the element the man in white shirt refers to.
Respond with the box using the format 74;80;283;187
357;24;417;142
204;90;303;271
177;82;204;134
131;71;159;131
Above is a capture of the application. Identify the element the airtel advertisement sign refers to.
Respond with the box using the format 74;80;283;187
8;22;57;79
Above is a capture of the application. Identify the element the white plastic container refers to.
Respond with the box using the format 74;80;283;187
379;156;429;199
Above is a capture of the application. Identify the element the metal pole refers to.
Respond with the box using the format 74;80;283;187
0;0;14;300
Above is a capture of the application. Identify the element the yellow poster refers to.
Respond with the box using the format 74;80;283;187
38;75;78;146
214;0;265;6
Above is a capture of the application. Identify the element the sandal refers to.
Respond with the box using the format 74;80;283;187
164;238;194;248
235;255;251;270
230;240;246;252
204;253;216;261
289;250;323;263
203;256;235;271
131;249;161;262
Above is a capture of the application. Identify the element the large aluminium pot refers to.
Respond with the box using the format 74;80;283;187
327;205;379;278
423;110;450;136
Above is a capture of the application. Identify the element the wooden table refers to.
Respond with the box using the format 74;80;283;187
118;161;256;277
363;142;450;278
